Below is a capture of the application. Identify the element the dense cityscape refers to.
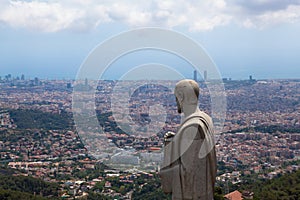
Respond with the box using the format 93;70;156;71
0;74;299;199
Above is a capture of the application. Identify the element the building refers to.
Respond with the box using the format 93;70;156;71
193;70;197;82
224;190;243;200
204;70;207;81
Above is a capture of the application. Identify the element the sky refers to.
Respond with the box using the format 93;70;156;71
0;0;300;80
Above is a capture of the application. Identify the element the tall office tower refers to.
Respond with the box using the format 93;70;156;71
34;77;39;85
193;70;197;82
204;70;208;81
67;83;72;89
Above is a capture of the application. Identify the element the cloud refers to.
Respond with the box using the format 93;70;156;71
107;0;231;31
0;0;111;32
227;0;300;29
0;0;299;32
228;0;300;14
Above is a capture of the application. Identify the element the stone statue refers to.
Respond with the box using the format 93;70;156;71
160;79;217;200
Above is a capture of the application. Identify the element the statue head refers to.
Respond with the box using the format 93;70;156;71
174;79;199;114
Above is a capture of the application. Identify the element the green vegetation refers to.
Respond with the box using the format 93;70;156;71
214;187;225;200
0;167;59;199
87;192;113;200
132;174;171;200
253;170;300;199
96;111;124;134
71;163;108;180
229;124;300;134
0;188;49;200
10;109;72;130
234;169;300;199
132;174;225;200
217;161;235;175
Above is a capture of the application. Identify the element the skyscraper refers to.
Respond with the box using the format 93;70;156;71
193;70;197;82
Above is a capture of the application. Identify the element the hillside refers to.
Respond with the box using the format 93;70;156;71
0;167;59;200
253;169;300;199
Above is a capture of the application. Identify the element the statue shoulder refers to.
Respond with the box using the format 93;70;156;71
181;117;204;130
182;112;212;128
178;112;214;138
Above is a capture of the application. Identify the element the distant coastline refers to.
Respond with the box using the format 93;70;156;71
1;73;299;82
